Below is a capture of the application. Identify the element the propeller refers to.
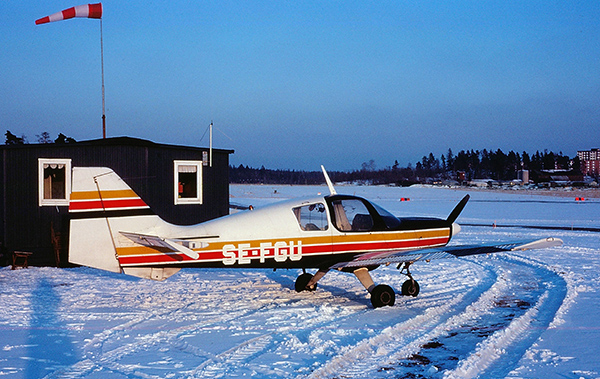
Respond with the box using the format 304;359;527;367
447;194;470;223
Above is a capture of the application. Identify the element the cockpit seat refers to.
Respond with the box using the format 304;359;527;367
352;214;373;231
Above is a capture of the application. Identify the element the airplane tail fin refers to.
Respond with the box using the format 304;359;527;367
321;165;337;195
68;167;180;280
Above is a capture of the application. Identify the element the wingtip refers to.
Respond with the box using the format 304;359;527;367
512;237;564;251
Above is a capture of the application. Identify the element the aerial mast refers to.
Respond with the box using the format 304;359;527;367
209;121;213;167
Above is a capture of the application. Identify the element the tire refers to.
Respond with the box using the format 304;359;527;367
370;284;396;308
401;279;420;297
295;273;316;292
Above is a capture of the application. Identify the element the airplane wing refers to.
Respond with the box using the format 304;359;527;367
330;237;563;269
119;231;209;260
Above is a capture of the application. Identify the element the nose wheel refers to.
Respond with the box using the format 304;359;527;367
401;279;420;297
399;262;420;297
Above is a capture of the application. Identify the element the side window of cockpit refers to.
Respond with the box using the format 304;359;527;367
293;203;328;231
331;199;374;232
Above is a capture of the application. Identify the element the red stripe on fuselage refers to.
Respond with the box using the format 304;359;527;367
331;236;449;254
117;236;450;266
387;236;449;250
69;198;148;211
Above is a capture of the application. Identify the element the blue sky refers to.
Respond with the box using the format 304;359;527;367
1;1;599;171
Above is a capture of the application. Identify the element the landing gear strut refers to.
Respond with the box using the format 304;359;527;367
295;266;405;308
398;262;420;297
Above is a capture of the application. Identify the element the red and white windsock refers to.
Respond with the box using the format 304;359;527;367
35;3;102;25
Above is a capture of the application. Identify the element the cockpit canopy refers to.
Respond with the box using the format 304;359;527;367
326;195;402;231
292;194;448;233
293;194;449;233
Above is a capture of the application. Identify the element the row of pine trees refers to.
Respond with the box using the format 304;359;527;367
231;149;578;185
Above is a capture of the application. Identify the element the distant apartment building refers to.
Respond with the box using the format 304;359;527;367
577;148;600;176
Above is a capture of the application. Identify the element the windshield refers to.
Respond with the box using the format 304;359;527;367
371;202;402;229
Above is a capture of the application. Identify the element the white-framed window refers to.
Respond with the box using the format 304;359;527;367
38;158;71;207
293;203;329;231
174;160;203;205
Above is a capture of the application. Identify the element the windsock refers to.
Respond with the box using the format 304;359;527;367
35;3;102;25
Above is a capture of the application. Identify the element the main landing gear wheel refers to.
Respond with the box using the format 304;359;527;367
295;273;316;292
370;284;396;308
401;279;420;297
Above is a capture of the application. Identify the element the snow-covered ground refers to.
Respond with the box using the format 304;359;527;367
1;185;599;378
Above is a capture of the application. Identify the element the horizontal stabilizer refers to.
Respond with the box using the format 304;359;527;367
120;231;206;260
330;237;563;269
122;267;182;281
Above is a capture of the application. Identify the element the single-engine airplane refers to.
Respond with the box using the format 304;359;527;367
68;166;562;308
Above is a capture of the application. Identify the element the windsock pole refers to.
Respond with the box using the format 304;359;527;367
35;3;105;138
101;18;106;138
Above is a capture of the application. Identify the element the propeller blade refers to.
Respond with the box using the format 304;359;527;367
447;194;470;223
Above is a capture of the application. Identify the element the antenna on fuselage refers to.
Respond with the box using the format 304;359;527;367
321;165;337;195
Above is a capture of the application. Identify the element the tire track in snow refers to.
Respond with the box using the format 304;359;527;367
41;312;156;379
187;299;371;378
306;260;499;378
43;279;285;378
44;257;557;379
190;333;275;378
45;274;369;379
307;254;567;378
187;260;492;378
463;254;569;379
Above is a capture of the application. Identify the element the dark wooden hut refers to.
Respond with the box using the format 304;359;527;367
0;137;233;267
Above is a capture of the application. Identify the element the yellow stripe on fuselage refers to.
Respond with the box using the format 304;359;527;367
115;228;450;258
70;189;138;200
331;228;449;244
116;235;333;257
